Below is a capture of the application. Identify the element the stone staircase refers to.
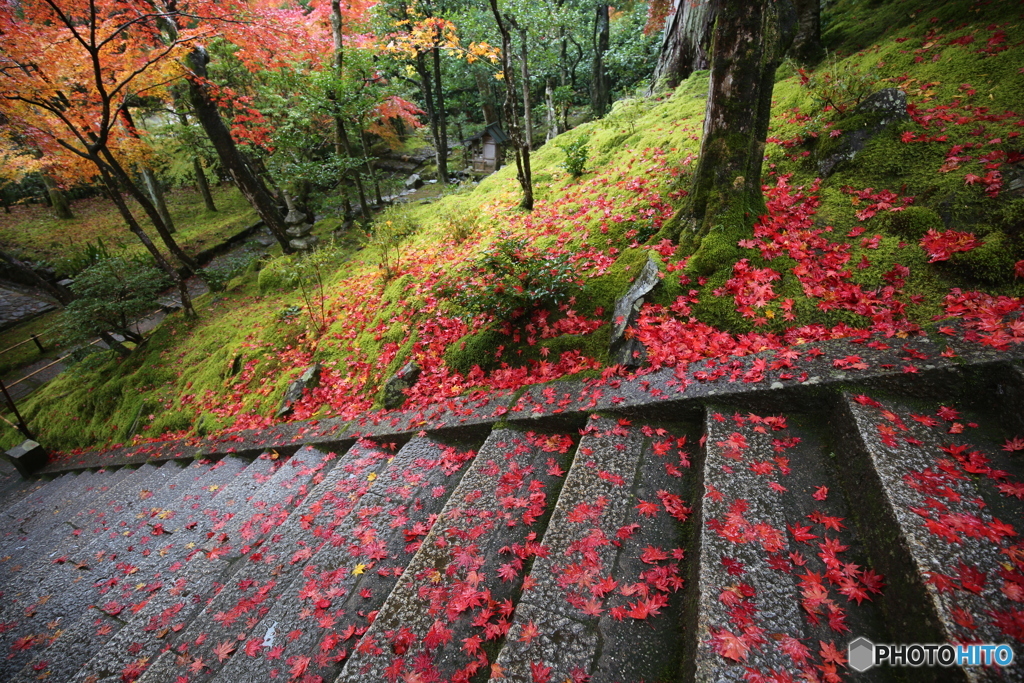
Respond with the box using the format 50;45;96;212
2;332;1023;681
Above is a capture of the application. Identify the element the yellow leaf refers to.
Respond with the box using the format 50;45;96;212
353;563;367;575
368;472;377;481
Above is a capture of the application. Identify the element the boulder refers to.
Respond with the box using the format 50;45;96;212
817;88;908;177
405;174;424;190
609;255;660;368
382;362;421;410
276;363;321;418
289;235;319;252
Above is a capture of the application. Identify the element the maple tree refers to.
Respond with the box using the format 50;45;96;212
0;0;199;315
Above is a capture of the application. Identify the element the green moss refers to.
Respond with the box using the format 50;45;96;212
444;325;506;375
946;231;1021;285
876;206;943;239
257;255;299;293
686;231;742;279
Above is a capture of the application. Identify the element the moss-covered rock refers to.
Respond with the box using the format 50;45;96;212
876;206;943;239
946;231;1020;285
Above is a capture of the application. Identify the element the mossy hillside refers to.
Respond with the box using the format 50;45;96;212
4;0;1024;453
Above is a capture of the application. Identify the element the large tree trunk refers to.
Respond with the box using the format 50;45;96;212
790;0;822;63
545;80;559;142
186;47;293;254
431;44;450;184
662;0;795;262
590;3;610;117
140;167;175;233
98;169;196;319
41;175;74;220
193;158;217;211
489;0;533;210
650;0;715;94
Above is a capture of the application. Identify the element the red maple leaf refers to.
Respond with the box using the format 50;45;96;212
212;640;236;663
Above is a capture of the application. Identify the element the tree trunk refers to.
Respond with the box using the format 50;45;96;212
489;0;533;210
42;175;74;220
518;26;534;150
98;169;196;319
790;0;822;63
590;3;610;117
650;0;715;94
141;167;175;233
662;0;795;261
545;80;559;141
431;44;450;184
475;68;499;126
193;158;217;211
331;0;372;224
99;149;199;274
186;47;293;254
0;249;71;305
359;130;383;206
99;331;131;358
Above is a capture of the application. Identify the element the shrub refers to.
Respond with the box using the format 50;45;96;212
438;234;581;322
799;54;880;118
57;256;170;349
557;136;590;178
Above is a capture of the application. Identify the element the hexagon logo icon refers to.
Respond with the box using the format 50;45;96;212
848;637;875;672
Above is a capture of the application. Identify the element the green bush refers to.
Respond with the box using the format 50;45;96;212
800;54;880;117
437;234;581;322
557;136;590;178
57;256;170;348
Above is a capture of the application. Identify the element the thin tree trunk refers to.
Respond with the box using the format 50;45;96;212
359;130;383;205
141;167;175;233
490;1;533;210
431;43;450;184
193;158;217;211
98;169;196;319
591;3;610;117
186;47;293;253
791;0;822;63
518;26;533;150
99;331;131;357
545;80;559;141
331;0;371;224
42;175;74;220
99;148;198;274
475;68;499;125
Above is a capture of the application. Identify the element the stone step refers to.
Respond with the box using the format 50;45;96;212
0;461;190;676
335;427;576;682
129;439;396;683
7;458;272;683
835;391;1024;682
1;470;80;530
492;416;697;682
0;467;134;584
204;435;482;683
15;470;102;536
690;407;892;683
67;446;341;682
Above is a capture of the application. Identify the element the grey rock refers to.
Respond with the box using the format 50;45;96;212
818;88;908;177
856;87;909;120
405;173;423;190
285;223;313;238
289;235;319;251
3;440;47;478
276;363;321;418
610;254;660;367
284;209;307;225
382;361;420;410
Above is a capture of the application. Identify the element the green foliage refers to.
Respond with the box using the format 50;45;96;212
257;255;300;293
53;238;114;278
370;207;418;281
557;136;590;178
57;256;170;348
438;234;581;322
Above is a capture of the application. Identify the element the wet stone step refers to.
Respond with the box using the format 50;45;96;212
7;457;255;683
14;470;104;538
0;467;133;585
693;408;892;683
0;461;190;676
65;449;338;683
336;427;576;683
208;435;481;683
132;439;400;683
838;392;1024;681
493;416;697;683
2;471;79;529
